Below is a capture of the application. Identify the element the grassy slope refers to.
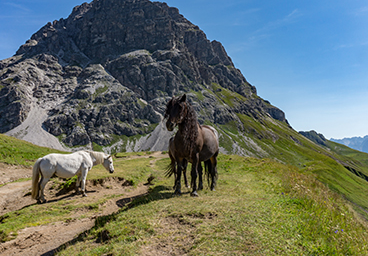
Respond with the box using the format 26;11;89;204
265;120;368;215
0;134;64;166
209;86;368;218
1;135;368;254
59;155;368;255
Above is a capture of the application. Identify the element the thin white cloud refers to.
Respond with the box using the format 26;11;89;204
353;6;368;16
234;9;302;50
334;41;368;51
3;2;31;12
255;9;302;34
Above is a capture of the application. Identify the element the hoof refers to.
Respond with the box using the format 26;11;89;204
174;189;182;195
82;193;87;197
191;191;199;197
37;199;46;204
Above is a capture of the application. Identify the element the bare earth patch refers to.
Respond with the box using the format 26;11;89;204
140;213;217;256
0;153;166;256
0;163;32;185
140;215;197;256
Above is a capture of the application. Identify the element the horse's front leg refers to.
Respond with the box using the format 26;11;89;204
173;165;177;190
174;160;183;195
191;153;199;197
183;159;190;188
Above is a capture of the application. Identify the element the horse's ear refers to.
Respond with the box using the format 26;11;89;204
164;98;174;119
179;94;186;103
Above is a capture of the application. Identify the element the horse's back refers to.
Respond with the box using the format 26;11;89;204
202;125;219;142
39;151;93;178
199;125;219;161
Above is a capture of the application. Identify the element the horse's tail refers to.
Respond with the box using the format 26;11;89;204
31;158;42;199
165;158;176;178
204;160;212;187
204;154;219;189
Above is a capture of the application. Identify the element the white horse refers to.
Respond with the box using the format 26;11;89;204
31;150;114;203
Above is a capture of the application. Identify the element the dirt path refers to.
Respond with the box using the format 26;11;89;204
0;152;167;256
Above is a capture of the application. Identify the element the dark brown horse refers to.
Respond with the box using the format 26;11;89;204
166;136;208;191
166;137;190;189
164;94;219;196
165;137;190;189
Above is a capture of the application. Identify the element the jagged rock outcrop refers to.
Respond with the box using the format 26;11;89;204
299;130;327;146
0;0;287;153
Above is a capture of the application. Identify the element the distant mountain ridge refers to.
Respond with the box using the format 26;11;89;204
331;136;368;153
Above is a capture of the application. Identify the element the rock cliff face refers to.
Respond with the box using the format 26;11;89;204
0;0;287;154
299;131;327;146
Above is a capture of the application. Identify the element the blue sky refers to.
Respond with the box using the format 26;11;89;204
1;0;367;139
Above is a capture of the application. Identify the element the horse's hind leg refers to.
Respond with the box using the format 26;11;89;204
198;163;203;190
80;167;89;197
190;154;200;197
38;177;49;204
183;170;190;188
75;174;82;195
210;155;218;191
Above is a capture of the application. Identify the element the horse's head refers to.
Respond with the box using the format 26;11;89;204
103;155;114;173
164;94;188;131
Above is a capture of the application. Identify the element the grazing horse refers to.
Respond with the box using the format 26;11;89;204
164;94;219;196
31;150;114;203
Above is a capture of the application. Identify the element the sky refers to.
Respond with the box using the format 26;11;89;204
0;0;367;139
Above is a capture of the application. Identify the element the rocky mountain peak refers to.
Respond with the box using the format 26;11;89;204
0;0;287;153
17;0;233;68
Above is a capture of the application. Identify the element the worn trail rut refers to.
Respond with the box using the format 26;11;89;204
0;152;166;256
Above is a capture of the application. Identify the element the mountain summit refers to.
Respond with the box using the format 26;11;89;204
0;0;286;153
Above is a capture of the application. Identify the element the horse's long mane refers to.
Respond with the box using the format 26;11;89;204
165;95;200;157
181;102;199;155
86;151;106;165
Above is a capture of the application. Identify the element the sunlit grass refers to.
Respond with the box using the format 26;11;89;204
1;135;368;254
0;134;63;166
57;155;368;255
0;153;156;243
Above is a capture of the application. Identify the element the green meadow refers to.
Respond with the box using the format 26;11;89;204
1;133;368;255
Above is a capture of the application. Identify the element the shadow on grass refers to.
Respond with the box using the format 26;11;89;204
116;185;181;209
41;184;178;256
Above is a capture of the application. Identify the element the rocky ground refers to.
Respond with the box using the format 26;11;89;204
0;152;166;256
